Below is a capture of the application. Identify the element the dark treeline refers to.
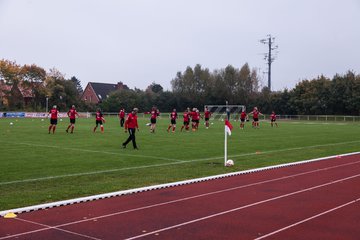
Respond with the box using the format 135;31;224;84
1;59;359;115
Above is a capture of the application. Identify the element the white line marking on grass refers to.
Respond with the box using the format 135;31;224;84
1;141;360;186
2;158;359;238
289;121;352;126
254;198;360;240
0;141;182;162
0;162;189;185
228;140;360;159
125;173;360;240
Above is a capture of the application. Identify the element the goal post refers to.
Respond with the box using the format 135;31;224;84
205;105;246;121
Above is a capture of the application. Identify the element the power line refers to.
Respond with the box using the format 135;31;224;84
260;34;278;91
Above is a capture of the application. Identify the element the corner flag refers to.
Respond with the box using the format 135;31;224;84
224;120;233;166
225;120;233;136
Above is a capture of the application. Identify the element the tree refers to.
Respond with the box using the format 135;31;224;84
146;82;163;93
21;64;47;110
0;60;23;110
70;76;83;96
101;89;144;112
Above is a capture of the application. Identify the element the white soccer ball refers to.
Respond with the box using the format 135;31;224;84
226;159;234;166
9;122;13;125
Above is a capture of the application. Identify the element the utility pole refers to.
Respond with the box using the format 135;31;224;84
260;35;278;91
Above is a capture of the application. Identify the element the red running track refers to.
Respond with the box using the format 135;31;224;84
1;154;360;240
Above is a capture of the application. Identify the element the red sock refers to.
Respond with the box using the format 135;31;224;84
52;126;56;133
172;127;175;131
101;126;104;132
48;126;52;132
93;127;97;132
71;126;74;133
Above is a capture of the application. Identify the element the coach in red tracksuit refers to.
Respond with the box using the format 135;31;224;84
122;108;139;149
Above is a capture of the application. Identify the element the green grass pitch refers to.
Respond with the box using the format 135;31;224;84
0;116;359;211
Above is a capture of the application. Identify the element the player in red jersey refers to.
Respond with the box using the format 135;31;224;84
119;108;125;127
190;108;197;131
167;108;178;132
122;108;139;149
93;108;105;133
204;107;211;129
66;105;80;133
180;109;190;132
248;107;263;129
239;109;247;129
270;111;278;127
48;105;59;134
149;106;160;133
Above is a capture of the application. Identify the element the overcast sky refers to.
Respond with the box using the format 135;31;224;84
1;0;359;91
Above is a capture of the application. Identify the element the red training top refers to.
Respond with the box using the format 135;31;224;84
125;113;138;129
191;111;200;121
95;111;103;121
150;110;159;119
170;111;177;120
240;112;247;119
183;112;190;122
119;110;125;118
49;108;59;119
270;113;276;120
204;110;211;118
67;108;78;119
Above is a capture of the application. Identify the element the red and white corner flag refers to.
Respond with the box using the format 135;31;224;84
225;120;233;136
224;119;233;166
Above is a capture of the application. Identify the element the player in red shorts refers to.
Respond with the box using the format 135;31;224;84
119;108;125;127
167;108;178;133
66;105;80;133
239;109;247;129
93;108;105;133
180;109;191;132
122;108;139;149
48;105;59;134
204;107;211;129
149;107;159;133
248;107;263;129
270;111;278;127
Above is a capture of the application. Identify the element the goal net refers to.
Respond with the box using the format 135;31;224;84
205;105;246;121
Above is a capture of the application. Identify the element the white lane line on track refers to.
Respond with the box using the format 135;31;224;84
254;198;360;240
2;218;101;240
1;140;360;186
1;160;359;239
125;173;360;240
